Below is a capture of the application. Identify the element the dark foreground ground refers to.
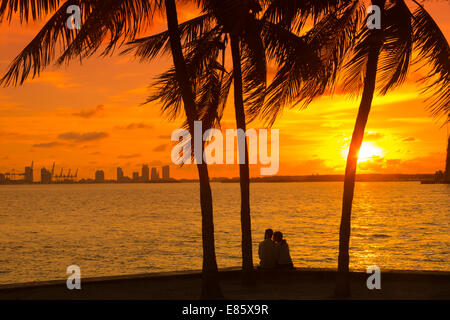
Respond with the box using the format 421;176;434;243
0;267;449;300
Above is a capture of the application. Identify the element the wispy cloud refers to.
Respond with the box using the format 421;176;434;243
32;141;65;148
110;85;148;101
57;131;109;142
387;117;431;124
118;153;141;159
72;105;105;118
153;143;169;152
365;132;385;141
116;122;153;130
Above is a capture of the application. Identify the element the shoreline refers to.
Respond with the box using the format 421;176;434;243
1;173;446;185
1;267;449;300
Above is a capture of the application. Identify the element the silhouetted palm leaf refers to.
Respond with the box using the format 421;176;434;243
56;0;157;64
342;0;449;119
261;26;321;125
412;0;450;118
377;0;413;95
0;0;62;22
241;16;267;122
1;0;158;86
0;1;94;85
142;25;229;132
123;13;214;61
262;0;352;32
307;0;365;93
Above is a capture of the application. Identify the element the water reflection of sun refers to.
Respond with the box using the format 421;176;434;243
341;142;384;162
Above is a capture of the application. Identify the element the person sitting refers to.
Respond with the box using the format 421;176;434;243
258;228;276;269
273;231;294;269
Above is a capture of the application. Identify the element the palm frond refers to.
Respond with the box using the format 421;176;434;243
341;1;385;98
195;0;255;34
122;13;214;61
0;0;62;23
377;0;413;95
144;25;229;131
306;0;365;94
0;1;93;86
145;67;184;121
240;16;267;122
412;0;450;118
1;0;159;86
56;0;158;65
196;60;228;130
262;30;322;125
262;0;352;32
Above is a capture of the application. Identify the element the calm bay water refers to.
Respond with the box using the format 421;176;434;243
0;182;448;284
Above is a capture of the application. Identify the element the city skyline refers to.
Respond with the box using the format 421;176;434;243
0;161;171;183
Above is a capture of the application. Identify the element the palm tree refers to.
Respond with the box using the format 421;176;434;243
163;0;223;299
125;0;270;285
248;0;448;297
0;0;223;298
200;0;267;285
335;0;449;297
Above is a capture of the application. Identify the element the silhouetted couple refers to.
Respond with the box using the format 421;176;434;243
258;228;294;270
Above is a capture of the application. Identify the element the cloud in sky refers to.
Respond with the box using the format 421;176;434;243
158;135;171;139
57;131;109;142
118;153;142;159
403;137;416;142
72;105;105;118
32;141;65;148
153;143;169;152
116;122;153;130
365;132;385;141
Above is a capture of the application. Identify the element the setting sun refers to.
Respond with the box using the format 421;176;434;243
358;142;384;162
341;141;384;163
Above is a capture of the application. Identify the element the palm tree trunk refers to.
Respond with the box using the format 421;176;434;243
335;23;384;297
164;0;222;299
230;34;255;285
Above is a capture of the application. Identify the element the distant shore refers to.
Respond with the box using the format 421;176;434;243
1;173;446;185
1;267;449;300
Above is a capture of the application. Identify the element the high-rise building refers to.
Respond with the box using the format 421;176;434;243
95;170;105;183
142;164;150;182
132;172;140;182
151;167;159;181
0;173;6;184
162;165;170;181
24;165;33;183
117;167;124;182
41;168;52;184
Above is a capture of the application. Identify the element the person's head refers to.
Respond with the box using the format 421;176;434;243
273;231;283;243
264;228;273;240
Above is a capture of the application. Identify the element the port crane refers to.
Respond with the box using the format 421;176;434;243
52;164;78;181
1;161;33;181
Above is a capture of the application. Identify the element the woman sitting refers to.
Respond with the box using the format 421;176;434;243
273;231;294;269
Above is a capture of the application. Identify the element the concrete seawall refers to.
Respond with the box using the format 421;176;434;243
1;267;449;299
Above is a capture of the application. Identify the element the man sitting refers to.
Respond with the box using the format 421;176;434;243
258;228;276;269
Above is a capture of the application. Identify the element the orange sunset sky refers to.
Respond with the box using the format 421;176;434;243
0;1;449;180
